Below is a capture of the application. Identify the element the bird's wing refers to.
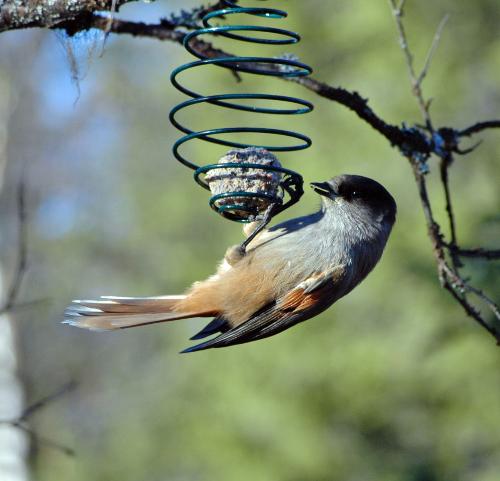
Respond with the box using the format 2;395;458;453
182;265;346;353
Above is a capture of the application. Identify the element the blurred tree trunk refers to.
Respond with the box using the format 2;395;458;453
0;302;28;481
0;60;28;481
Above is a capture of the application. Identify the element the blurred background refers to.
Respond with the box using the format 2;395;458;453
0;0;499;480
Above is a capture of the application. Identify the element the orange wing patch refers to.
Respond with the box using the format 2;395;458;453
279;282;330;313
278;267;345;313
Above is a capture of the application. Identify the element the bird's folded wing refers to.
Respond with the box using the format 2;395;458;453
182;265;346;353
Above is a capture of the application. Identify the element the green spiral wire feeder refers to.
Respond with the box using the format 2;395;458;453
169;0;313;223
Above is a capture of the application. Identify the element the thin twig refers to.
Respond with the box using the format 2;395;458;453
8;421;75;457
439;153;462;269
442;281;499;344
442;263;500;322
460;120;500;137
19;381;76;422
448;247;500;260
417;14;450;87
0;172;28;314
388;0;434;128
0;382;76;457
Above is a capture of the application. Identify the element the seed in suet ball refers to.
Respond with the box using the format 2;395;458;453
205;147;283;218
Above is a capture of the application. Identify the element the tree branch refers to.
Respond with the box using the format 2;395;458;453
388;2;500;343
291;77;432;153
75;13;496;162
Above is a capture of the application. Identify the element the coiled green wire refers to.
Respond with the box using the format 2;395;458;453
169;0;313;222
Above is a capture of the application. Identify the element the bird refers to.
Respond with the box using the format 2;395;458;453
64;174;397;353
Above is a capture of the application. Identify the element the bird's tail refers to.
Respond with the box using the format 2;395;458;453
63;295;215;331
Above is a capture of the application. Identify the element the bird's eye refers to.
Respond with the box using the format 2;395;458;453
338;184;363;200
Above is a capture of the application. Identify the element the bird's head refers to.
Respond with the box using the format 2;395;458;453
311;174;397;226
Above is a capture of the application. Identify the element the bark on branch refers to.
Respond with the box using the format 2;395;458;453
0;0;138;32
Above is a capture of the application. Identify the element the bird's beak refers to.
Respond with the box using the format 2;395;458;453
310;181;336;198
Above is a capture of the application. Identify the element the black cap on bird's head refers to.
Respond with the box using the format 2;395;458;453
311;174;397;224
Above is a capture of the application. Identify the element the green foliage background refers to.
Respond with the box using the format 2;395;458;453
0;1;499;480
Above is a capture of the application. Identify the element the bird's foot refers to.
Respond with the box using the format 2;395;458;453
238;202;278;255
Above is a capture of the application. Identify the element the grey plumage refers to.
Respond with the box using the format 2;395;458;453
182;175;396;351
